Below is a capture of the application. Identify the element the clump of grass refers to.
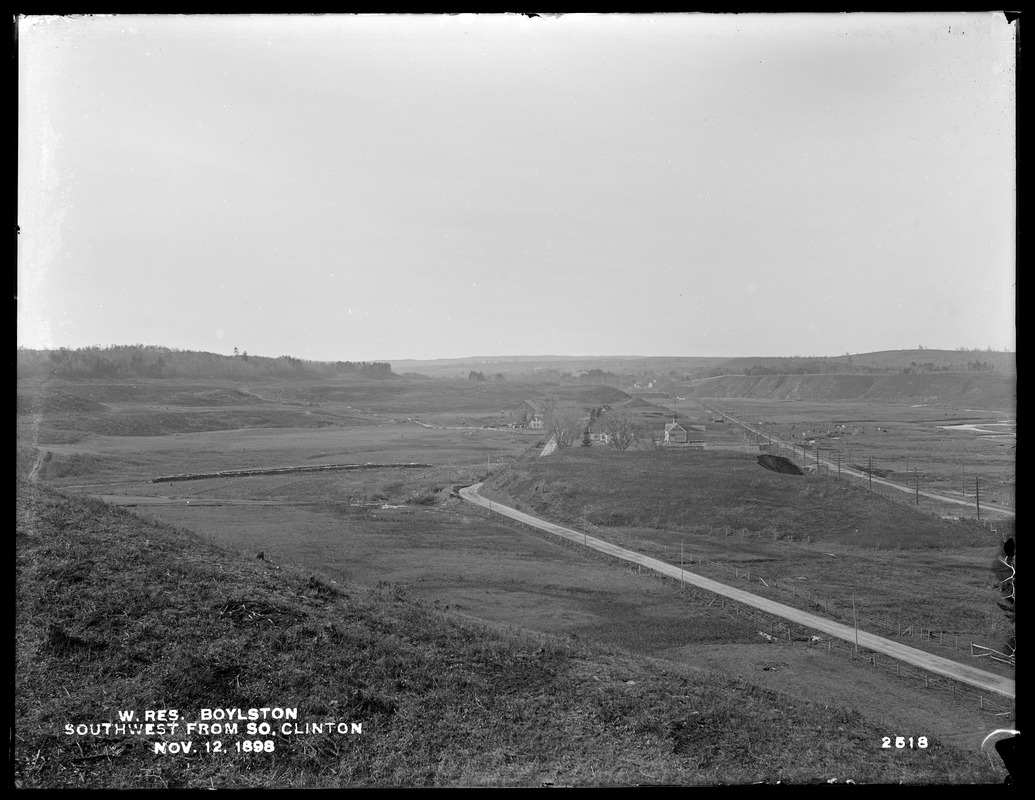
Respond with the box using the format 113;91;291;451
406;487;441;506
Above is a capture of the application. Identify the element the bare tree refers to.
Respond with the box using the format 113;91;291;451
544;402;584;449
642;429;664;450
602;409;639;451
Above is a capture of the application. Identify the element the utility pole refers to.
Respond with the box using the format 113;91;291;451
868;457;872;491
975;477;981;521
837;451;841;479
853;593;859;653
680;540;684;591
962;463;966;496
914;467;919;505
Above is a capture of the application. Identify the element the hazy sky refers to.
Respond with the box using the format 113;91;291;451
18;13;1016;362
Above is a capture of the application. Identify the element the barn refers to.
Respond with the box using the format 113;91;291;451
663;420;706;447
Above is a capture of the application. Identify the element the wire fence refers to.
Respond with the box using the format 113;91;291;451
698;401;1015;520
667;546;1016;668
469;499;1014;721
673;583;1015;719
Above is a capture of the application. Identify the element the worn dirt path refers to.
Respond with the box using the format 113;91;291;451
27;450;47;482
460;483;1014;699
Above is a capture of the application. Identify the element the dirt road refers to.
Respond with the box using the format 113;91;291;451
460;483;1014;699
697;401;1015;517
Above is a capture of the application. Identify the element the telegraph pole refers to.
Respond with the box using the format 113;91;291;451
853;593;859;653
975;477;981;521
914;467;919;505
868;457;872;491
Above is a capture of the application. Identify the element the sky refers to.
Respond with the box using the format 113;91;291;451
18;13;1016;362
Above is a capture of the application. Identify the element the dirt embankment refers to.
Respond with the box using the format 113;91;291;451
681;373;1014;409
151;463;435;483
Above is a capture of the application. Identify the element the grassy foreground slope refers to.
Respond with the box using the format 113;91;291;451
15;482;1003;787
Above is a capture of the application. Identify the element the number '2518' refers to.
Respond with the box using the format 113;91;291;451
882;736;928;749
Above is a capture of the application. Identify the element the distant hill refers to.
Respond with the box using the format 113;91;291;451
17;346;395;382
678;372;1015;410
390;355;727;380
389;349;1014;382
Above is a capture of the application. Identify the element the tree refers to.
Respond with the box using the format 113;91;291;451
602;409;639;451
543;402;584;449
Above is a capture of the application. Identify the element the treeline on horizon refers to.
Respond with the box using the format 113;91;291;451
16;345;395;380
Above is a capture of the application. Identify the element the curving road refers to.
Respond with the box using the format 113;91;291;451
460;483;1014;699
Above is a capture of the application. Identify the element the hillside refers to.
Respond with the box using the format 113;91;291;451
15;481;1003;786
678;373;1014;411
485;449;994;550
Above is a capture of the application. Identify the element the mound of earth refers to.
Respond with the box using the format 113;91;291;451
17;393;110;416
756;455;803;475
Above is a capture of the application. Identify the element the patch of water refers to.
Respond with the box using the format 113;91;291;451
939;423;1016;435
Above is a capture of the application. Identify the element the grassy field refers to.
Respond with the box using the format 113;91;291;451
481;448;1013;661
15;372;1017;784
15;481;1006;787
694;399;1015;512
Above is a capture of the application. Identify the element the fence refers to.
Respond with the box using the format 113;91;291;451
657;553;1014;719
670;546;1016;668
468;497;1014;720
707;589;1014;718
697;401;1015;521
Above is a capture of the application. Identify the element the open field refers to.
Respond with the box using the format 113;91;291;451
693;398;1015;513
481;448;1014;664
16;372;1017;782
17;481;1007;786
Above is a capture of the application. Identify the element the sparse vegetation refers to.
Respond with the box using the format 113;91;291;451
543;402;585;450
15;350;1015;785
16;482;1003;786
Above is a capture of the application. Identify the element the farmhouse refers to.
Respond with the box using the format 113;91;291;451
662;419;706;447
585;416;611;445
512;400;547;429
